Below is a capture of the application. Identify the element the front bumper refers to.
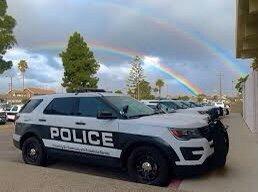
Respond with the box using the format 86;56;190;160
174;138;214;166
173;122;229;177
173;154;216;177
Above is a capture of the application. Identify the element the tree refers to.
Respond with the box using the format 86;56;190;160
60;32;99;92
114;90;123;94
127;56;144;99
196;94;206;103
18;60;28;90
139;80;155;100
155;79;165;98
0;0;16;74
177;95;190;101
235;75;249;94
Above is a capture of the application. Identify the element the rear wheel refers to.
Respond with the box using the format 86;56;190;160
127;146;170;186
22;137;47;166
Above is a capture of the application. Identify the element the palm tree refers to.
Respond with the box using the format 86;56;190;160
155;79;165;98
18;60;28;90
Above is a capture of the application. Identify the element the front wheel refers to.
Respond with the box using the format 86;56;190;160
22;137;47;166
127;146;170;186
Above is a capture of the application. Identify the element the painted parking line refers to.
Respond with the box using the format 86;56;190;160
169;179;183;189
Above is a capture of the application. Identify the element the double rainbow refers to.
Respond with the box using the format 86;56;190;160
91;0;247;76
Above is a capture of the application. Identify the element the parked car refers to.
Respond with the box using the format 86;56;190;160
13;90;229;186
214;101;230;115
6;105;23;121
142;100;212;121
0;110;7;125
179;100;224;119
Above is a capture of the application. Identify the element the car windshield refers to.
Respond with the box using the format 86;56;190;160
173;101;189;109
189;102;201;107
157;101;179;110
105;96;155;118
180;101;192;108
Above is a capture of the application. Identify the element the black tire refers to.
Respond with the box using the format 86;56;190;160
22;137;47;166
127;146;170;186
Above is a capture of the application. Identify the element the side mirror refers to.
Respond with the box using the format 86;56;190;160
97;111;117;119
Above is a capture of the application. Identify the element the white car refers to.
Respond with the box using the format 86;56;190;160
213;101;230;116
13;91;228;186
144;102;211;123
6;105;23;121
142;100;212;120
0;106;7;125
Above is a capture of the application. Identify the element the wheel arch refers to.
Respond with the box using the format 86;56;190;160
20;132;43;149
120;140;179;168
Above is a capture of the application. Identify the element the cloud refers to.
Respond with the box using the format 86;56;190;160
1;48;63;91
98;63;130;80
3;0;250;95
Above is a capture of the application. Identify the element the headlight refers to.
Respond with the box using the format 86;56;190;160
198;111;207;115
168;128;202;140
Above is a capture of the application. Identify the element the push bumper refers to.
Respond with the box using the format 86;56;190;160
173;154;217;177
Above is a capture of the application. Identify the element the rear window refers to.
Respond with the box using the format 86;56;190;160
20;99;43;113
44;97;77;116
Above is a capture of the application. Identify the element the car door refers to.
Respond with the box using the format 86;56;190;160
71;96;120;158
40;97;79;152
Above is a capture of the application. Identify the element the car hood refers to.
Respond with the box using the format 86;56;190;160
169;111;210;122
184;107;211;112
122;113;208;129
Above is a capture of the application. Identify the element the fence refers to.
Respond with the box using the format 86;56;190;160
243;70;258;133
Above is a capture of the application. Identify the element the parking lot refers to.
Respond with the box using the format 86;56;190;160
0;113;257;192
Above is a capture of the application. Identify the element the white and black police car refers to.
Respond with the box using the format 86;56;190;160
13;90;229;186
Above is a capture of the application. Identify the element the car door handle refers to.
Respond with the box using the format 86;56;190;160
75;122;86;125
38;119;46;122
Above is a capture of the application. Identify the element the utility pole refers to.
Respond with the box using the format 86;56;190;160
217;72;223;100
5;75;13;92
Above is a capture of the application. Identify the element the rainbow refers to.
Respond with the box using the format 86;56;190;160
144;57;203;95
31;40;203;95
91;1;247;76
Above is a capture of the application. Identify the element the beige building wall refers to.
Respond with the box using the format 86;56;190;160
243;71;258;133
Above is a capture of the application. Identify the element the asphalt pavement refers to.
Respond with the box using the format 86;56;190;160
0;114;257;192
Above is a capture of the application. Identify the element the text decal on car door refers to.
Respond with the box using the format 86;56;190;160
50;127;114;147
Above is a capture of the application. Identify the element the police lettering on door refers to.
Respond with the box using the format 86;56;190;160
50;127;114;147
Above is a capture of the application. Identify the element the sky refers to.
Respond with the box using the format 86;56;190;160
0;0;251;96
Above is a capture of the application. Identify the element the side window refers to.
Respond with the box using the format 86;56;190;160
44;98;77;116
20;99;43;113
77;97;113;117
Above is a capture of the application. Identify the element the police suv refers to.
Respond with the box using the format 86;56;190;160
13;90;229;186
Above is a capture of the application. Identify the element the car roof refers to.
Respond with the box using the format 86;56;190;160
31;92;126;100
